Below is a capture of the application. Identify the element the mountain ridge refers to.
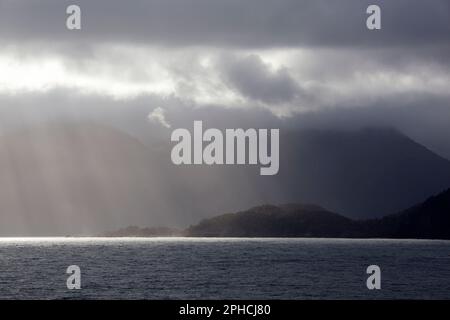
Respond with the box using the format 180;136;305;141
106;188;450;240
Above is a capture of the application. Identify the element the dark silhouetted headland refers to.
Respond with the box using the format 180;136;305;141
186;204;355;237
108;188;450;240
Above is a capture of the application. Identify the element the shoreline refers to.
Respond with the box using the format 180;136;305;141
0;236;449;242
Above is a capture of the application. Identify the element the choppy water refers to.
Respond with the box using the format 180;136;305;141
0;237;449;299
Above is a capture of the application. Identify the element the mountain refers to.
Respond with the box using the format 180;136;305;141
270;128;450;218
1;122;450;235
164;126;450;220
361;188;450;239
144;126;450;221
185;189;450;239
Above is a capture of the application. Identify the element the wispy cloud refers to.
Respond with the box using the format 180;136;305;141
147;107;171;128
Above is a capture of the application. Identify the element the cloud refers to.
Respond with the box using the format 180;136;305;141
148;107;171;128
0;0;449;49
0;0;448;154
0;0;448;116
219;54;301;105
1;46;449;118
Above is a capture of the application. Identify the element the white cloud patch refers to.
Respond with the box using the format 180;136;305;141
147;107;171;128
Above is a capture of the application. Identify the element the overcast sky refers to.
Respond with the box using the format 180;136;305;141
0;0;449;155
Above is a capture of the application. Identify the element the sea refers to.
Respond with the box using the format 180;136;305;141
0;237;449;299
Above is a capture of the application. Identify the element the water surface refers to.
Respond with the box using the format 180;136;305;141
0;237;449;299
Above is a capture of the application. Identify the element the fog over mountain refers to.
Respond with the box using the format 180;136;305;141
0;121;449;236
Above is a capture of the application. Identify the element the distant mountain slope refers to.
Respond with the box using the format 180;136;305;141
270;128;450;218
185;189;450;239
365;188;450;239
2;122;450;235
147;126;450;221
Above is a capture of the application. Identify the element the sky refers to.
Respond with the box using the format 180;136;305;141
0;0;449;234
0;0;449;156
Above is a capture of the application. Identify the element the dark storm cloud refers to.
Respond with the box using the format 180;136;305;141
0;0;448;108
219;54;301;104
0;0;448;49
